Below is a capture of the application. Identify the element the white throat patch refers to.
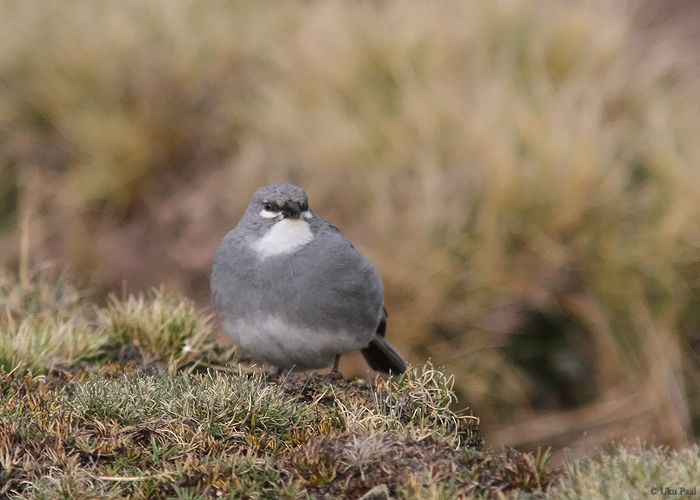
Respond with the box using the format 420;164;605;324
252;219;314;258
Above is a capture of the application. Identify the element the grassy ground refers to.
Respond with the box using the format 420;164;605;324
3;272;699;499
0;272;531;499
2;0;700;458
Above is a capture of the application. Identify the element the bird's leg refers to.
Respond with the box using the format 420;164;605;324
325;355;344;381
332;355;341;373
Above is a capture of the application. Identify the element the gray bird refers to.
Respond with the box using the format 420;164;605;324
211;182;407;375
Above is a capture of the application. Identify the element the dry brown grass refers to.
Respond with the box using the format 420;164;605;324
1;0;700;457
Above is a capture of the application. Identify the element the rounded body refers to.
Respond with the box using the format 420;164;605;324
211;212;384;370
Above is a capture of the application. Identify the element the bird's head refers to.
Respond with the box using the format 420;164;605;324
241;183;315;257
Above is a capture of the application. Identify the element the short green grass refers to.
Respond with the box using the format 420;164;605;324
1;272;698;499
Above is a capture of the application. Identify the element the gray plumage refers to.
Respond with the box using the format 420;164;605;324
211;182;407;374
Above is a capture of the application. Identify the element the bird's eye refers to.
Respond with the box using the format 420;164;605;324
263;202;272;211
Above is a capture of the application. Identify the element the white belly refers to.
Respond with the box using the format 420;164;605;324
223;315;370;370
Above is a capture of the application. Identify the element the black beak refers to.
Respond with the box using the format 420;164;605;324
281;201;302;219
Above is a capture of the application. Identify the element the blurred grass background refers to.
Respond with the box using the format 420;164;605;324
1;0;700;461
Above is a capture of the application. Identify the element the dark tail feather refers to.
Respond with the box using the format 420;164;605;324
361;336;407;374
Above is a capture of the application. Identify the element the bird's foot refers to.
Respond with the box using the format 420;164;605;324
324;370;344;381
324;355;344;381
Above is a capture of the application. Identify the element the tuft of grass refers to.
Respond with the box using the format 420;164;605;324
0;314;107;375
99;287;220;372
0;271;107;375
366;363;481;448
0;271;235;377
